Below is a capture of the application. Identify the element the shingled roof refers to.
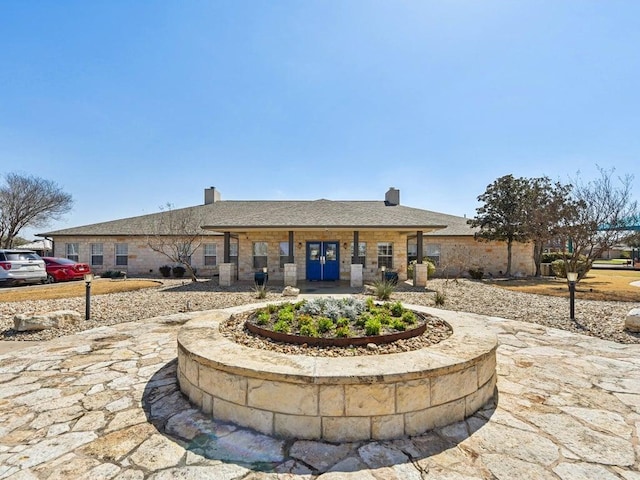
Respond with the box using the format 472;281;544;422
40;199;476;236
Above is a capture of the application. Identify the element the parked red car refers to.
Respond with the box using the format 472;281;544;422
42;257;91;283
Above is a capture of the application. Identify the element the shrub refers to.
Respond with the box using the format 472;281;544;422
254;283;268;299
373;279;395;300
541;252;564;263
468;268;484;280
434;290;446;306
390;318;406;331
316;317;334;334
277;309;295;323
299;323;319;337
159;265;172;278
273;320;290;334
407;259;437;279
364;317;382;336
551;258;590;279
104;270;125;279
101;270;113;278
401;310;417;324
266;304;279;314
390;301;404;317
172;265;186;278
336;317;350;328
257;311;271;325
335;326;351;338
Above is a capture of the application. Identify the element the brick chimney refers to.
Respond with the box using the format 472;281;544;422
385;187;400;206
204;187;221;205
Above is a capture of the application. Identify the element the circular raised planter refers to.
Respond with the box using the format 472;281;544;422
177;303;497;442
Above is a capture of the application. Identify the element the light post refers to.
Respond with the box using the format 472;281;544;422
84;273;93;320
381;265;386;282
262;266;268;286
567;271;578;320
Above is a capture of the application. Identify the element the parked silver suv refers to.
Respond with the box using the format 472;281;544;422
0;249;47;286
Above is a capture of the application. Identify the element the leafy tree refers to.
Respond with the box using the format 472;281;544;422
0;173;73;248
469;175;531;276
559;167;639;280
146;203;204;282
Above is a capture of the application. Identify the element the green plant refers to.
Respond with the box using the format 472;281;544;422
277;309;295;323
273;320;290;333
159;265;172;278
316;317;334;334
336;317;350;328
390;301;404;317
390;318;406;331
468;268;484;280
373;279;396;300
401;310;417;324
257;311;271;325
101;270;113;278
254;283;268;299
335;326;351;338
364;317;382;336
551;257;590;279
434;290;446;306
407;259;437;279
299;323;319;337
172;265;186;278
266;304;279;314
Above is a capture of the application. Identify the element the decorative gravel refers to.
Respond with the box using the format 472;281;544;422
0;278;638;344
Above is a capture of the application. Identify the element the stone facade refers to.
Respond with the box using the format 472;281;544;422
51;232;534;282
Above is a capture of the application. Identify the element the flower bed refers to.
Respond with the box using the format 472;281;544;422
245;297;430;346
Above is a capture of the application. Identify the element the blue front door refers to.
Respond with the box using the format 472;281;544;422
306;241;340;281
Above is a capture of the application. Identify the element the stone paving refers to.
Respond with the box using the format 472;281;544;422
0;304;639;479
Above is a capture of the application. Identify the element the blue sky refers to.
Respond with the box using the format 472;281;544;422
2;1;639;240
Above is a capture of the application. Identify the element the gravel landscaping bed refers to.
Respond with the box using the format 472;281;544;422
0;278;638;344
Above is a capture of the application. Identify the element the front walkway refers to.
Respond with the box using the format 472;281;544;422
1;305;639;479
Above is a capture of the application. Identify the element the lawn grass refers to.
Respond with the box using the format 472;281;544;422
0;278;162;302
492;269;640;302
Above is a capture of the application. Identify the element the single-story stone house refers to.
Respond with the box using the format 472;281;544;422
39;187;534;285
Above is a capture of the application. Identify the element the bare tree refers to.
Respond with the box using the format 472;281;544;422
523;177;580;276
560;167;639;280
146;203;205;282
0;173;73;248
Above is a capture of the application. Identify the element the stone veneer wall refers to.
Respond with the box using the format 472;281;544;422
177;304;498;442
50;232;534;280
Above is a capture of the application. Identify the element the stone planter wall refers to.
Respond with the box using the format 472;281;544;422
177;304;497;442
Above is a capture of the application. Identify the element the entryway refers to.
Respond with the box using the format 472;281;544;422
306;241;339;281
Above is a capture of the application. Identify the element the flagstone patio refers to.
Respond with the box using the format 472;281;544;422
1;304;639;479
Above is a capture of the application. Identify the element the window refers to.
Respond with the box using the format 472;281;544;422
90;243;103;266
350;242;366;265
407;240;441;266
229;241;238;265
377;242;393;269
204;244;217;266
253;242;268;269
279;242;290;268
115;243;128;266
66;243;79;262
426;244;441;266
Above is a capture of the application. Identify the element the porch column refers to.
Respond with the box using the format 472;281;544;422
288;231;294;263
416;230;423;264
352;231;359;264
223;232;230;263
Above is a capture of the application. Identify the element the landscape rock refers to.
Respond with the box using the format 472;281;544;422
282;286;300;297
624;308;640;332
13;310;83;332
